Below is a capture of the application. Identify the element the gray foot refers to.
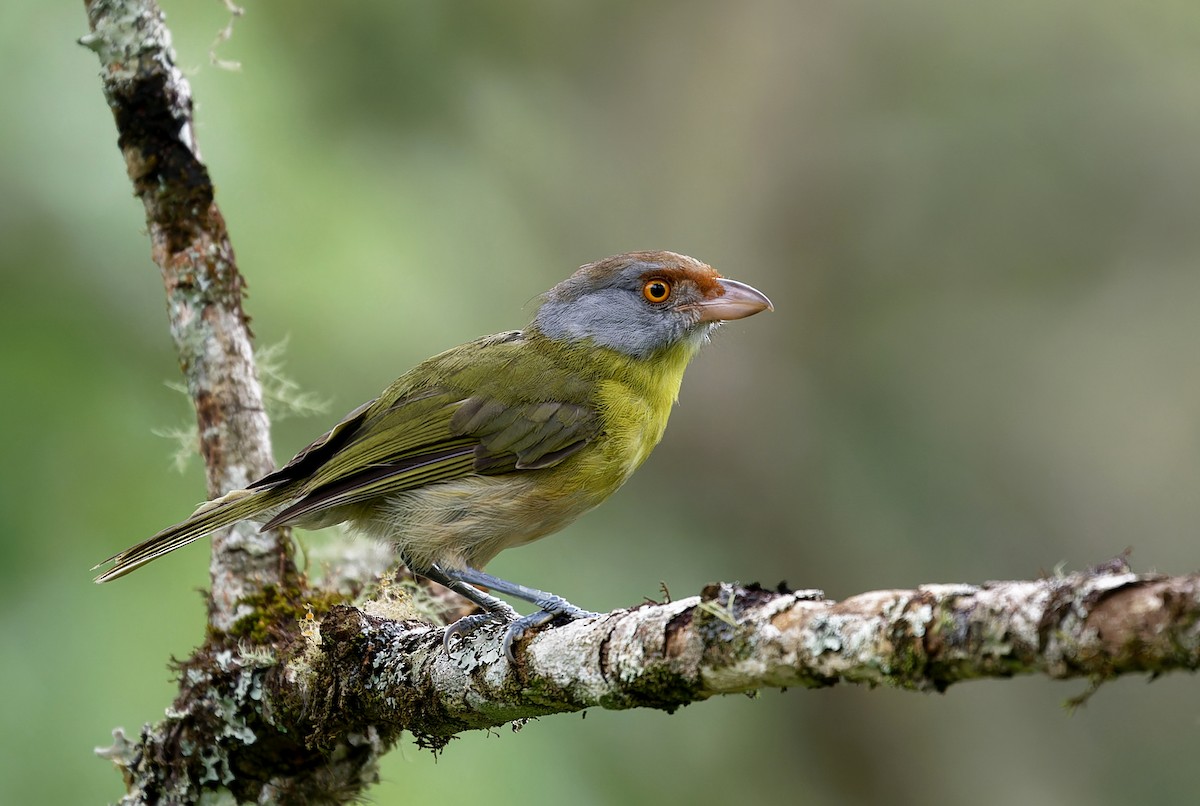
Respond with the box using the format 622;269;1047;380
443;611;508;653
501;606;600;661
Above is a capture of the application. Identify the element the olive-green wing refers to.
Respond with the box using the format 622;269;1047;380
450;396;601;471
260;390;601;530
250;397;378;491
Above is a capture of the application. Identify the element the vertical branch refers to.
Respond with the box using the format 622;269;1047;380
82;0;297;629
82;6;377;800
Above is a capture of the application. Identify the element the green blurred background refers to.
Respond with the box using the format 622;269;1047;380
3;1;1199;803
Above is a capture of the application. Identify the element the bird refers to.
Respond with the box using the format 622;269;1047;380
94;251;772;657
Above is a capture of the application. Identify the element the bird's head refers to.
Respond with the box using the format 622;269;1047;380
533;251;773;358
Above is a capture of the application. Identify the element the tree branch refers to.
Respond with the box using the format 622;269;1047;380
82;0;294;629
96;563;1200;802
288;564;1200;750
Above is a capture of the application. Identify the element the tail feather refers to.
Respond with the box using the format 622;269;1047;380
93;489;269;583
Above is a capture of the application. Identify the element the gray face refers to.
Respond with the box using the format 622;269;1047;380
532;253;720;358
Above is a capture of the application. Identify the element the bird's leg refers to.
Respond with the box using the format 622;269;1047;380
447;565;597;618
418;563;517;615
438;565;600;660
414;563;520;652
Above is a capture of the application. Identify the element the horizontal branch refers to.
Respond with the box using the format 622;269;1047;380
288;564;1200;747
102;554;1200;799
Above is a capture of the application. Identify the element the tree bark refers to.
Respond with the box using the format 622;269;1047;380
82;2;1200;804
81;0;295;633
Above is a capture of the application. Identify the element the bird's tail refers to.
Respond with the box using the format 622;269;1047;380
92;488;272;583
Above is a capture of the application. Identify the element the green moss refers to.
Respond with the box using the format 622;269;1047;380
597;663;700;714
693;600;755;667
885;637;928;683
221;583;347;645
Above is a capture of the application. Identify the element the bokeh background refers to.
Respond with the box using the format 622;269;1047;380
3;1;1200;803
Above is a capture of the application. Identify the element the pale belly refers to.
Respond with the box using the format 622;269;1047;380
355;468;620;572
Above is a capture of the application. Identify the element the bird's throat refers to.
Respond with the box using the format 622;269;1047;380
591;337;700;476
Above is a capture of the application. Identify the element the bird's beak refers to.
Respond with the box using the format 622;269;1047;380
688;278;774;322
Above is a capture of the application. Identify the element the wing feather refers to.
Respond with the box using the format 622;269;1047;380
254;331;603;530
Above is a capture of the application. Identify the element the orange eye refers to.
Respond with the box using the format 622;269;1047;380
642;278;672;303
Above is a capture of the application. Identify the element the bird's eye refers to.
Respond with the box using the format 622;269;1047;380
642;279;672;304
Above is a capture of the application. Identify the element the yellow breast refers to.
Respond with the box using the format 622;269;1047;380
590;338;699;482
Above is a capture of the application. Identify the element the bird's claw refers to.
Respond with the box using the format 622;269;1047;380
442;612;505;653
444;607;601;662
501;607;602;661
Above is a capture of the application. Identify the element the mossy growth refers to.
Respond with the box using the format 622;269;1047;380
219;582;348;645
597;663;700;714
